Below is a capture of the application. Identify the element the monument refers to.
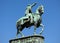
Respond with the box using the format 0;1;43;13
9;2;44;43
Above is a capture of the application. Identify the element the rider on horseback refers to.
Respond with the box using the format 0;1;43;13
25;2;37;23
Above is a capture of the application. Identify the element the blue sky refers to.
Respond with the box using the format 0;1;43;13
0;0;60;43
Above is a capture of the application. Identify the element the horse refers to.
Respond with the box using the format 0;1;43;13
16;5;44;37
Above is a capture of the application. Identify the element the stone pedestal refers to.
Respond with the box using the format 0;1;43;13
9;35;44;43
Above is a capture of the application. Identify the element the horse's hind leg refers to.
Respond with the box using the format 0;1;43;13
16;29;19;38
19;30;24;37
16;26;24;38
16;30;24;38
40;24;44;35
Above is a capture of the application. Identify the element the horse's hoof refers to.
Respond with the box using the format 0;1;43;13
22;35;24;37
40;33;42;35
33;33;37;35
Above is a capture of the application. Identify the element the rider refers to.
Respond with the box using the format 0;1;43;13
25;2;37;23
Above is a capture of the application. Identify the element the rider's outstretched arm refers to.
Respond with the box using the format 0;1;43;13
31;2;37;8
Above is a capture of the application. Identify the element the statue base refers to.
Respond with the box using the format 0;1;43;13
9;35;44;43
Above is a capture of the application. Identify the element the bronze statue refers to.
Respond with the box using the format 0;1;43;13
16;3;44;37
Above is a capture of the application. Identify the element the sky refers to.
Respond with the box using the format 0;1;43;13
0;0;60;43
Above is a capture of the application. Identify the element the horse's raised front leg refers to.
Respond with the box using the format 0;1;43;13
40;24;44;35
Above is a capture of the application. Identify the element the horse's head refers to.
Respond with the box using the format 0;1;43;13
36;5;44;16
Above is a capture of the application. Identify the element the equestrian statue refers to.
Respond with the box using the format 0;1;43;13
16;2;44;37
